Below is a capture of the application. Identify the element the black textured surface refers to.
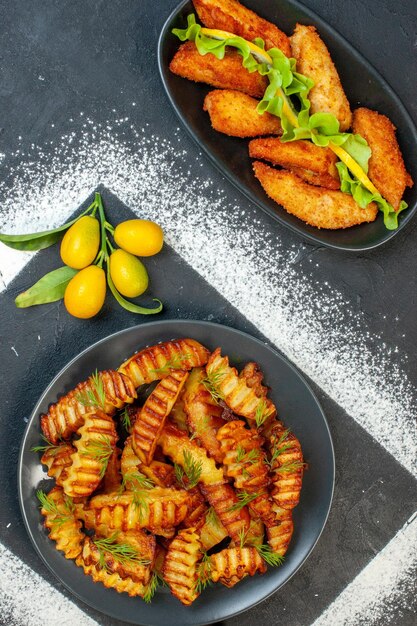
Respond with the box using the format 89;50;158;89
0;1;416;625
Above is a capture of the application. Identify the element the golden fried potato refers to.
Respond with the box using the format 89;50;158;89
266;505;293;556
41;370;136;444
83;488;191;537
76;555;147;597
118;338;209;388
199;508;229;550
40;486;84;559
352;107;413;211
193;0;291;55
158;422;224;485
206;348;276;423
100;447;122;494
239;362;268;397
62;411;118;499
268;421;303;510
170;388;189;433
210;546;266;587
41;443;74;488
183;367;225;463
121;436;176;488
200;480;251;542
182;487;209;529
290;24;352;131
163;527;202;605
170;42;268;97
132;370;189;465
203;89;282;138
253;161;378;229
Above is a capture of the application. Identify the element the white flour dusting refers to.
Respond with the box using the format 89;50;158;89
0;541;98;626
0;117;416;478
311;512;417;626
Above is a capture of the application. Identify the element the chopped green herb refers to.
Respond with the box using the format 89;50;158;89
143;571;165;603
174;450;203;490
36;489;74;528
81;435;113;478
75;370;106;410
194;552;212;594
31;435;62;455
254;399;274;429
93;532;150;572
150;353;191;376
201;365;226;404
120;407;131;431
229;490;259;512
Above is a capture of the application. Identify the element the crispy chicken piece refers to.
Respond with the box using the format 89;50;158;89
266;505;293;556
40;486;84;559
163;527;202;606
199;507;229;550
41;443;74;488
289;166;340;190
119;338;209;388
253;162;378;228
352;107;413;211
206;348;276;423
268;421;303;510
132;370;189;465
170;42;268;98
200;480;251;542
249;137;339;187
210;546;266;587
193;0;291;55
100;447;122;494
82;488;191;537
203;89;282;138
76;556;147;597
290;24;352;131
183;367;225;463
41;370;136;444
61;411;118;499
158;422;224;485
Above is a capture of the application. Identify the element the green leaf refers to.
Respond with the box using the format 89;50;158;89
15;266;78;308
106;267;162;315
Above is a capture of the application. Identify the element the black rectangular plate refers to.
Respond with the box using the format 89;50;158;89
158;0;417;251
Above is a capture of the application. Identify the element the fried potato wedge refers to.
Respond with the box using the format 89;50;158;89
290;24;352;131
100;447;122;494
76;556;147;597
170;388;189;433
210;546;266;587
266;505;293;556
238;362;268;397
40;486;84;559
163;527;202;606
62;410;118;499
182;487;209;529
200;480;251;542
203;89;282;138
83;488;191;537
183;367;225;463
41;370;136;444
41;443;74;488
199;508;229;551
119;338;209;388
253;162;378;229
352;107;413;211
170;42;268;98
206;348;276;423
132;370;189;465
268;422;303;510
158;422;224;486
121;436;176;488
193;0;291;55
249;137;339;179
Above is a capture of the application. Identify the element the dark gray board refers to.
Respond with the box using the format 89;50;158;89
0;1;416;625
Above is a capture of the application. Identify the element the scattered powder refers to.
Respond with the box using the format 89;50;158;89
0;117;415;478
311;512;417;626
0;541;98;626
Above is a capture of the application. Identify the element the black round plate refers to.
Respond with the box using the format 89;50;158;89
18;320;334;626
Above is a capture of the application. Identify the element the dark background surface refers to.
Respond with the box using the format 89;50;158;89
0;1;416;625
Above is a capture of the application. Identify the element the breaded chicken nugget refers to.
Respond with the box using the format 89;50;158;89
352;107;413;211
290;24;352;131
252;161;377;229
203;89;282;137
193;0;291;56
289;167;340;190
249;137;338;177
170;42;268;97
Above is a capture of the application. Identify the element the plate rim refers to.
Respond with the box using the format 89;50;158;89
18;319;335;625
157;0;417;252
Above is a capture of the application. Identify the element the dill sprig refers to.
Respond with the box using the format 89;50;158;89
229;490;259;512
143;571;165;603
254;398;274;429
266;429;293;468
189;414;211;441
36;489;74;527
31;435;63;456
81;435;113;478
150;352;191;376
254;543;285;567
120;407;131;431
206;506;221;528
236;445;260;465
194;552;212;594
276;459;305;473
174;450;203;490
201;365;226;404
75;370;106;410
93;532;150;572
120;471;154;519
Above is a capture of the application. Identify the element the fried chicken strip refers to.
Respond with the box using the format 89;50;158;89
193;0;291;55
290;24;352;131
204;89;282;138
352;107;413;211
253;161;378;229
170;42;267;97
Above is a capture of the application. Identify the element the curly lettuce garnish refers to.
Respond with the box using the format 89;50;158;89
173;14;406;229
